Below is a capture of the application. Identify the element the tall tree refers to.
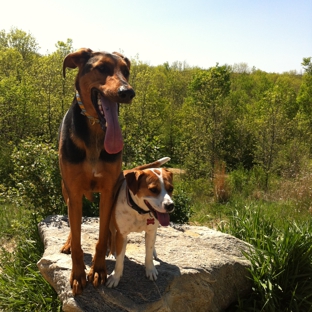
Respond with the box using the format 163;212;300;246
252;77;297;188
160;62;194;164
0;28;38;61
301;57;312;75
297;57;312;121
181;64;231;178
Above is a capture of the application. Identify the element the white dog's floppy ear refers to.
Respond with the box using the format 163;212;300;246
125;170;144;195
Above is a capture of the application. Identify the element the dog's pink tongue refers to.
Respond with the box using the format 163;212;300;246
100;97;123;154
156;212;170;226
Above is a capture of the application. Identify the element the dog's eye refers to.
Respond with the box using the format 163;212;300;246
122;68;130;79
149;187;158;194
97;64;113;75
168;187;174;193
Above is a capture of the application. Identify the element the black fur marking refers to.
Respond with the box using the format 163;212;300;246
71;103;92;146
60;101;87;164
81;61;94;76
61;136;86;164
99;149;122;163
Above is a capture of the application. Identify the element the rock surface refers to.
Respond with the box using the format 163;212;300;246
37;215;252;312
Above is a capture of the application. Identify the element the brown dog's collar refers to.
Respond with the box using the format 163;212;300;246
76;91;100;126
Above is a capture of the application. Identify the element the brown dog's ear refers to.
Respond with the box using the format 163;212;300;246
163;168;173;182
112;52;131;70
63;48;93;78
125;170;144;195
123;57;131;70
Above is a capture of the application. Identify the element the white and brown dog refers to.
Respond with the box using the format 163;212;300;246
106;157;174;288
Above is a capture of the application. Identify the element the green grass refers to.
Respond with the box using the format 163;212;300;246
221;205;312;312
0;203;61;312
0;202;21;238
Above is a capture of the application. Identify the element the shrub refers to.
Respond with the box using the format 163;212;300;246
228;165;268;199
171;187;193;224
5;138;65;216
228;165;250;195
123;134;165;168
0;144;14;186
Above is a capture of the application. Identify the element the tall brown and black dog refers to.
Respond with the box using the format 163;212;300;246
59;48;135;295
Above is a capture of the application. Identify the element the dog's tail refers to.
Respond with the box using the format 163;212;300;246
133;157;170;170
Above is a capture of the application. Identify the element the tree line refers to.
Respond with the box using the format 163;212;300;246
0;28;312;190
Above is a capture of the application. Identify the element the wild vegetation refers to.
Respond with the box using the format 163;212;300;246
1;28;312;311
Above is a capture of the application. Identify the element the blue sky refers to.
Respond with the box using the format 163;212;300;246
1;0;311;73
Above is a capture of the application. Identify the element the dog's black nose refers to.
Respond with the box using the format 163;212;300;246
164;203;174;213
118;86;135;101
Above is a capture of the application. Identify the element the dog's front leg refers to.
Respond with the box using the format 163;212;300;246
106;231;127;288
88;191;114;287
145;229;158;281
67;194;86;295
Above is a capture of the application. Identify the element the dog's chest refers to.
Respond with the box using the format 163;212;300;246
115;207;158;235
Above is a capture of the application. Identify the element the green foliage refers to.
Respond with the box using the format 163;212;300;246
228;165;268;198
171;187;193;224
297;74;312;125
301;57;312;75
121;60;194;166
0;209;61;311
0;27;39;65
0;201;25;244
181;65;231;178
188;64;231;102
82;193;100;217
4;139;65;216
0;30;75;147
0;28;311;188
251;78;298;188
123;133;164;168
0;143;14;186
275;137;310;178
222;207;312;312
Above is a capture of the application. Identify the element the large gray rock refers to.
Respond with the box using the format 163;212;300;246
37;215;251;312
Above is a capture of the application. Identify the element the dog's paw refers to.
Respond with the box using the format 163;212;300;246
106;272;121;288
146;266;158;281
70;267;87;296
60;244;71;254
87;267;107;288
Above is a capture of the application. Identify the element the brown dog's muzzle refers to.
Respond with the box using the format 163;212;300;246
118;86;135;102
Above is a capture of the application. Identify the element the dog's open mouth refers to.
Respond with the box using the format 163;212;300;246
91;89;123;154
144;200;170;226
91;89;104;124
